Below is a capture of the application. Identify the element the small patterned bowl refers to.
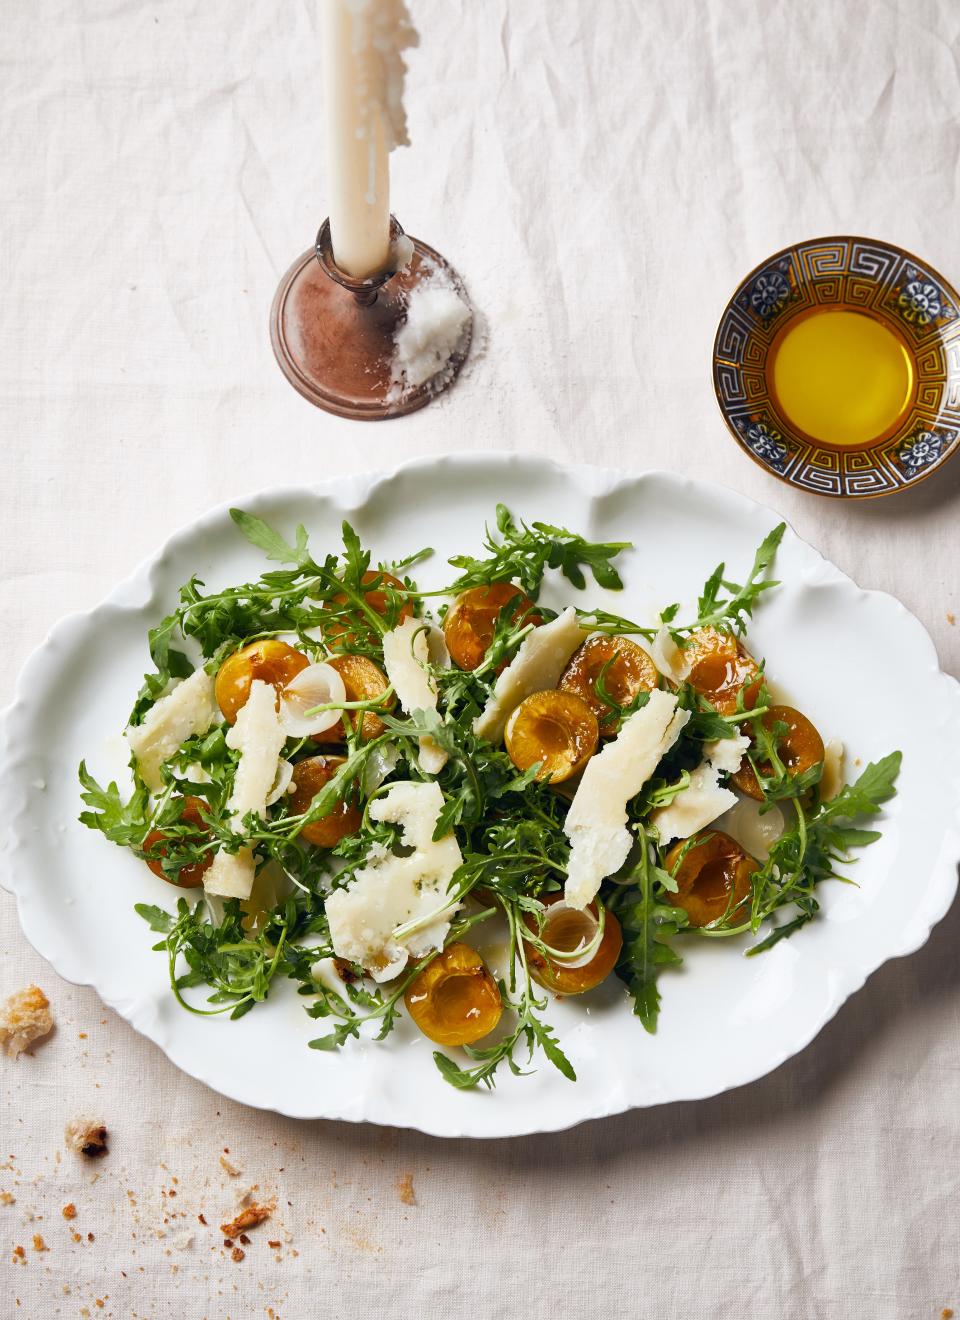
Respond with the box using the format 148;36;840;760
713;236;960;498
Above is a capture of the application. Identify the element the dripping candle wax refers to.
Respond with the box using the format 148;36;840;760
321;0;418;278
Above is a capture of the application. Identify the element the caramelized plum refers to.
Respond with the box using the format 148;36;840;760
732;705;825;801
314;653;394;744
142;796;212;888
404;943;503;1046
287;755;362;848
443;583;541;672
559;635;658;734
664;830;757;928
522;895;622;995
215;640;309;724
504;690;599;783
683;626;760;715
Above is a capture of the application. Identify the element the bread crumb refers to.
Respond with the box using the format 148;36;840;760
0;986;53;1058
267;1239;281;1249
220;1201;275;1238
942;1309;954;1319
947;614;956;627
61;1203;76;1220
64;1118;108;1158
31;1234;47;1252
219;1153;242;1177
231;1246;245;1262
171;1230;193;1251
12;1244;25;1260
0;1191;14;1206
396;1172;416;1206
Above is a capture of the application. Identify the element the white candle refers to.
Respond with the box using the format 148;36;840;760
321;0;417;279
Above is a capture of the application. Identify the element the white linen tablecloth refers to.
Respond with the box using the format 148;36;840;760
2;1;959;1316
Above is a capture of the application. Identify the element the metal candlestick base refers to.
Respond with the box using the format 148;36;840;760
269;216;472;420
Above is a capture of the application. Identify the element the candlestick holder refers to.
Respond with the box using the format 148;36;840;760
270;216;472;420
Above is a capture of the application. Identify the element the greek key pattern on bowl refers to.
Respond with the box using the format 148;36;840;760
713;236;960;498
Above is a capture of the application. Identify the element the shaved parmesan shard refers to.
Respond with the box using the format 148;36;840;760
325;781;463;982
382;617;447;775
125;667;218;792
651;763;737;846
474;607;588;744
650;733;748;847
564;690;690;909
651;626;690;685
204;680;287;900
225;680;288;825
704;731;751;775
203;847;256;899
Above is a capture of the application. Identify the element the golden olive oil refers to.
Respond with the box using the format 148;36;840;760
767;308;914;448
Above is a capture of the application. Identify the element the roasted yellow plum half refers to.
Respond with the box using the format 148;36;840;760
559;634;658;734
287;755;362;848
215;639;309;724
404;943;503;1046
327;569;412;640
314;653;393;744
732;705;825;801
142;795;212;888
664;830;758;928
683;626;760;715
522;895;623;995
504;690;599;783
443;582;541;672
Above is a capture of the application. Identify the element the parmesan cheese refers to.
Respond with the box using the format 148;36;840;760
564;690;690;909
125;666;218;792
203;847;257;899
325;781;462;981
474;607;587;744
704;731;751;775
225;680;288;823
649;732;749;846
382;617;447;774
650;763;737;846
203;680;287;901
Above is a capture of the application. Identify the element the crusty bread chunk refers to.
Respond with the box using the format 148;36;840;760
64;1118;108;1158
0;985;53;1057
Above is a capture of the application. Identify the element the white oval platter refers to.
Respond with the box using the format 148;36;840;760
1;454;958;1138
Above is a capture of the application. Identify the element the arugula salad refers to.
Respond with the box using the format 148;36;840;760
79;506;901;1090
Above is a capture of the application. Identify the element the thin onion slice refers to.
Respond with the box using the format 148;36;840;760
364;743;401;795
714;797;785;862
537;901;601;969
279;663;347;737
265;758;294;807
651;626;689;685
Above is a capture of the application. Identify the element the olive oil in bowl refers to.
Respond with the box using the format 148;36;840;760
767;307;915;449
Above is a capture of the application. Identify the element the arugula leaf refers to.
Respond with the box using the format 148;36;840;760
78;762;150;848
229;509;311;566
743;752;902;954
446;504;631;598
818;751;901;821
135;902;175;934
683;523;786;635
613;828;686;1032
